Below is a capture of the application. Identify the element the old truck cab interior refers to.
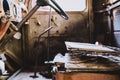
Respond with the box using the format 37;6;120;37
0;0;120;80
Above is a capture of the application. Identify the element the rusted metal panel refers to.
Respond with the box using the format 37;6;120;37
25;12;89;63
22;0;94;65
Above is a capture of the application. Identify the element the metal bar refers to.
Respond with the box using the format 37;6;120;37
97;1;120;13
17;4;40;30
47;8;52;61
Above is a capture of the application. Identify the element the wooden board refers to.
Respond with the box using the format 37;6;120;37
65;41;115;52
56;72;120;80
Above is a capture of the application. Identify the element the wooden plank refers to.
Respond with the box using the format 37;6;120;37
56;72;120;80
4;61;14;72
5;49;22;66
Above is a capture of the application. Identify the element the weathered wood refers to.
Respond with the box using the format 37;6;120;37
4;61;14;72
0;19;11;40
56;72;120;80
5;49;22;66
